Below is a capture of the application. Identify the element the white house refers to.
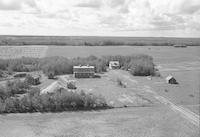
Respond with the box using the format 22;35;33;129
109;61;120;69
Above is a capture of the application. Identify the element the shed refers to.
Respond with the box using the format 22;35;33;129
166;75;178;84
73;65;95;78
31;74;41;85
109;61;120;69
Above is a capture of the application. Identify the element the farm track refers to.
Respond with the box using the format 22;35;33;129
40;75;69;94
113;71;200;127
40;81;58;94
154;95;200;127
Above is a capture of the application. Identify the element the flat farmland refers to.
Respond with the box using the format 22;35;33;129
0;45;199;137
0;70;199;137
0;107;199;137
47;46;200;64
0;46;48;59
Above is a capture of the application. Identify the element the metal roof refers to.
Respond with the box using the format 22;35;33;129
166;75;174;81
73;65;95;69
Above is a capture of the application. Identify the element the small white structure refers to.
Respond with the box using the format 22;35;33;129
109;61;120;69
166;75;178;84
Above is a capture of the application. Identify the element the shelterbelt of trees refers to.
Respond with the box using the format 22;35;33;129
0;36;200;46
0;80;109;113
0;54;156;76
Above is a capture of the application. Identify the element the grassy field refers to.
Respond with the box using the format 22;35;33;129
73;71;160;108
0;46;48;59
1;35;200;46
47;46;200;64
0;107;199;137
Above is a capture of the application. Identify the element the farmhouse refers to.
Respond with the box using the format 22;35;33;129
109;61;120;69
166;75;178;84
73;65;95;78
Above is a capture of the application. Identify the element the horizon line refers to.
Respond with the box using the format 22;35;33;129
0;34;200;39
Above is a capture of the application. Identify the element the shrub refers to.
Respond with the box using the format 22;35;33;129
0;86;8;100
67;82;77;89
47;71;55;79
6;79;30;95
0;70;3;77
117;78;126;88
25;74;34;85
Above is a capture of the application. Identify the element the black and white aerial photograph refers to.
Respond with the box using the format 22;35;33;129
0;0;199;137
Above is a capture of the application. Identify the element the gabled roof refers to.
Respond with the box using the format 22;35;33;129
166;75;174;81
109;61;120;66
73;65;95;69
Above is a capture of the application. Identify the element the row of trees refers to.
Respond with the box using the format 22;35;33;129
0;54;156;77
0;83;109;113
1;37;199;46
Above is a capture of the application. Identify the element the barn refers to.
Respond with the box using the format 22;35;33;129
109;61;120;69
166;75;178;84
73;65;95;78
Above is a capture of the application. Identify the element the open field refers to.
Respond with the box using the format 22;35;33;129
0;46;48;59
74;69;199;116
1;35;200;46
0;45;199;136
0;106;199;137
47;46;200;64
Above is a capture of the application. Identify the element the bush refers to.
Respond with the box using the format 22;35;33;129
117;78;126;88
25;74;34;85
67;82;77;89
0;70;3;77
0;86;8;100
6;79;30;95
47;71;55;79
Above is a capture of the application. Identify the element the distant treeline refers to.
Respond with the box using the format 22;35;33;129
0;35;200;46
0;54;156;76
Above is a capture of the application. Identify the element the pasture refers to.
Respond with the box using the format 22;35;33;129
0;107;199;137
47;46;200;64
0;46;48;59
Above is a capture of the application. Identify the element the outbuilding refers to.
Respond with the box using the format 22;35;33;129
73;65;95;78
31;74;41;85
109;61;120;69
166;75;178;84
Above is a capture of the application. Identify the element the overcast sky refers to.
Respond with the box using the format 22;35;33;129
0;0;200;37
